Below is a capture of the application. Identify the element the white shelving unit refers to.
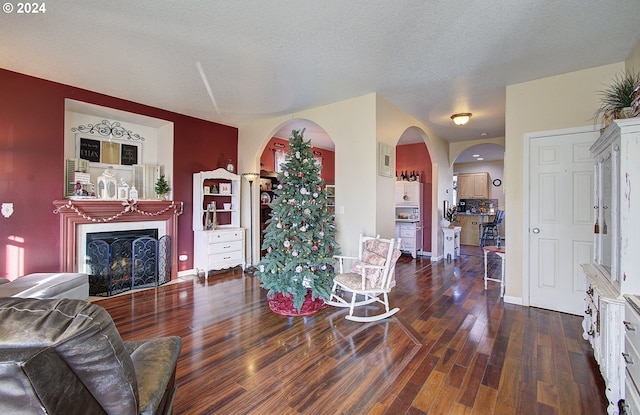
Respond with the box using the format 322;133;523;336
581;118;640;414
193;168;245;274
394;181;423;258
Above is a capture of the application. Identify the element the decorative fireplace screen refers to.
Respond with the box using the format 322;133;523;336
86;230;171;297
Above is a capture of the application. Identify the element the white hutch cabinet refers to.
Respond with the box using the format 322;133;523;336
395;181;423;258
193;168;245;275
582;118;640;415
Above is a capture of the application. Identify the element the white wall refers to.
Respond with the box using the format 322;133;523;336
63;100;174;198
504;62;625;303
237;93;451;262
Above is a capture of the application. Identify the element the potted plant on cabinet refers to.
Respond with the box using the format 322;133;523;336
154;174;170;200
256;129;339;316
593;70;640;131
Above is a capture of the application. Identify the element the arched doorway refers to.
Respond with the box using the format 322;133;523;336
452;143;505;247
257;120;336;258
395;127;432;256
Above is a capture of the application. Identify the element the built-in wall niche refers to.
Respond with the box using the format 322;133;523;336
64;99;174;199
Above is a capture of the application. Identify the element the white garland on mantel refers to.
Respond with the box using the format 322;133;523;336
53;200;182;223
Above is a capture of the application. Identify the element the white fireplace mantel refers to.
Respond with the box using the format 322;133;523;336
53;199;183;277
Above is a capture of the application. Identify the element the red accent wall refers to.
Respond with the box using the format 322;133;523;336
0;68;237;279
260;137;335;184
396;143;433;251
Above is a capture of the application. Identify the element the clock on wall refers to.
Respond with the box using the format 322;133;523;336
492;178;502;187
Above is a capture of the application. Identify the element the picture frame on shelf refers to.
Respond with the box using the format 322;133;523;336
219;183;232;195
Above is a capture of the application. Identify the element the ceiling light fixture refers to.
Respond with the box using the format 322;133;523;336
450;113;472;126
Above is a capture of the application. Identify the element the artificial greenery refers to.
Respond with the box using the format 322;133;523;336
444;205;457;223
154;174;170;195
256;129;339;311
593;70;640;126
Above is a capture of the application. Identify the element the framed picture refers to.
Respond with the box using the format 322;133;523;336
378;142;393;177
76;134;141;167
219;183;232;195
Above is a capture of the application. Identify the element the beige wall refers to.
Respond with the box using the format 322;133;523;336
626;38;640;72
504;62;625;304
237;93;450;262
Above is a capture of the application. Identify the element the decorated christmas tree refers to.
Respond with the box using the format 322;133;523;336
257;129;339;313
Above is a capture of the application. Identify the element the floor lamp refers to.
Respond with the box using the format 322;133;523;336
242;172;259;274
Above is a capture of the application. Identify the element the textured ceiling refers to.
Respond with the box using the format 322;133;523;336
2;0;640;160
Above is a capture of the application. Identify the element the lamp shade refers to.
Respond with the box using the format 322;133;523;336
450;113;472;126
242;173;259;182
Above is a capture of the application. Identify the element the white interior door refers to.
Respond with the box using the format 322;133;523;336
528;129;598;315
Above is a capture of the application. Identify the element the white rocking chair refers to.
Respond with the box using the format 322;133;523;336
326;234;402;322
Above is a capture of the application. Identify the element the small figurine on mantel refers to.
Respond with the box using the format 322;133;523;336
73;182;88;196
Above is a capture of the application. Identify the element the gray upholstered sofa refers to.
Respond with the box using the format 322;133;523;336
0;297;182;415
0;272;89;299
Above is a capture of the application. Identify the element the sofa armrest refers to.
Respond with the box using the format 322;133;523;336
126;336;182;415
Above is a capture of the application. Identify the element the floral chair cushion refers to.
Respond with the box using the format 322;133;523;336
351;239;400;287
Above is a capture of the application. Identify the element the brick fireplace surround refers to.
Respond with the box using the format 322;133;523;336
53;200;183;277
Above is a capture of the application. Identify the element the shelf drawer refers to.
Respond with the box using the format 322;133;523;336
399;227;416;238
207;229;244;243
209;239;243;254
208;249;243;265
626;368;640;415
626;302;640;355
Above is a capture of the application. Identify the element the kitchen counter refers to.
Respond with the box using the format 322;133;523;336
457;212;494;216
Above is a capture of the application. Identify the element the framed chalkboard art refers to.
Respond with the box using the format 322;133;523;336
76;134;140;167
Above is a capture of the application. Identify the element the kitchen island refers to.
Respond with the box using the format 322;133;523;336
456;212;494;246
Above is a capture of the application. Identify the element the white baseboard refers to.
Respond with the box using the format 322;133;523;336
431;255;443;262
503;295;523;305
178;269;197;279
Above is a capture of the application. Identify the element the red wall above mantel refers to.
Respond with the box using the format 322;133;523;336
0;68;237;279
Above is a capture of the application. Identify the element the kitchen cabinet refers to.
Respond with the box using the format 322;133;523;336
395;181;421;205
442;227;461;260
395;182;423;258
581;118;640;414
456;214;494;246
395;222;421;258
457;172;489;199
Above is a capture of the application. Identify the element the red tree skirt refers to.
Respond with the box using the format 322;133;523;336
268;290;328;317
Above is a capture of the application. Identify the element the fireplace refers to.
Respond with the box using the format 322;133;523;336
53;199;183;282
86;228;171;297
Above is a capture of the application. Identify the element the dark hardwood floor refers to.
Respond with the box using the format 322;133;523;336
95;245;607;415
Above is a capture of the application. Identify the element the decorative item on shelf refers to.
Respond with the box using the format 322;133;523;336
154;174;170;200
242;172;260;274
219;183;231;195
226;159;234;173
443;203;457;229
261;192;271;205
117;178;129;200
97;168;117;200
129;185;138;201
256;129;339;315
205;202;216;230
210;184;218;194
593;70;640;131
223;203;232;211
203;185;210;194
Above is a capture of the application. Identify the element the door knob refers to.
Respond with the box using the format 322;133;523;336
532;228;540;234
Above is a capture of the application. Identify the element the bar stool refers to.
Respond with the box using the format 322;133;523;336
483;245;506;297
480;210;504;247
